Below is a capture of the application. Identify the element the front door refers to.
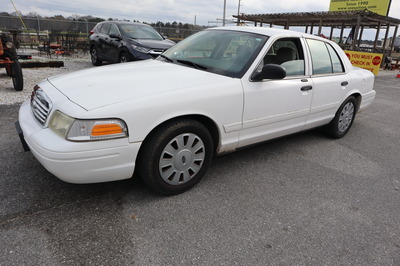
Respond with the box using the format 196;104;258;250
239;37;313;147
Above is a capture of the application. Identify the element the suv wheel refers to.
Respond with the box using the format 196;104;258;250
90;46;102;66
119;52;129;63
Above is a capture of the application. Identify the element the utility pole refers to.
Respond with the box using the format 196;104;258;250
85;19;88;38
237;0;241;26
223;0;226;26
36;14;40;42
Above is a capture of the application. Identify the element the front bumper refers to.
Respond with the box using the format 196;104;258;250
15;121;30;152
17;100;141;184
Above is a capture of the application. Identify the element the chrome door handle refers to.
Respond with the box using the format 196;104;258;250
301;85;313;91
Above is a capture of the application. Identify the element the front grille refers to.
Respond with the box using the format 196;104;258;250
31;89;52;125
151;49;166;54
149;49;167;59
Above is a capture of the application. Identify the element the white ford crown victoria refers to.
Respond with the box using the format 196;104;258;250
16;27;376;194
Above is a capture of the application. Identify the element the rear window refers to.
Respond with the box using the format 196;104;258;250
92;24;103;33
306;39;345;75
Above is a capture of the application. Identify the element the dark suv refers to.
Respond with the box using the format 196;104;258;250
89;21;175;66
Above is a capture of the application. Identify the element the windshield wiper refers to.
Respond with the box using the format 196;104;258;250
159;54;173;62
177;59;207;70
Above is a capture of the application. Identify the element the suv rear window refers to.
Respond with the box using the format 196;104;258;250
100;23;111;35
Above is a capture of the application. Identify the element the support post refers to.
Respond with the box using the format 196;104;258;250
373;22;382;50
388;25;398;56
358;26;364;47
318;19;323;36
330;27;334;40
352;14;361;50
382;24;390;54
339;24;345;44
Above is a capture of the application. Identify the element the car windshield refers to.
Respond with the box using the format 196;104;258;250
120;24;164;40
159;29;268;78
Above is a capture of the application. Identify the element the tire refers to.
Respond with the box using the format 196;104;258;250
4;51;14;77
325;96;357;139
119;52;129;63
4;51;23;91
138;119;214;195
11;59;23;91
90;46;102;66
5;63;12;77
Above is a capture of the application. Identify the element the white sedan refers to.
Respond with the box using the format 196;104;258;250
16;27;376;195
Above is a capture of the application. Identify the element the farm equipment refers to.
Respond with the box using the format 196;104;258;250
0;32;23;91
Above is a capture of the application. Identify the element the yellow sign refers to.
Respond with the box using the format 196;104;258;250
329;0;391;16
344;50;383;75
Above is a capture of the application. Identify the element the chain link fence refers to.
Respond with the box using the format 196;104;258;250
0;16;202;55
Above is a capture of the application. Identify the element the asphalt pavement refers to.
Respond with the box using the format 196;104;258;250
1;72;400;265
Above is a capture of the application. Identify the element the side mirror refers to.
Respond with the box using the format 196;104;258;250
109;34;122;40
252;64;286;81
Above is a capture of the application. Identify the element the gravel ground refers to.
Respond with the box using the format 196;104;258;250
0;52;93;105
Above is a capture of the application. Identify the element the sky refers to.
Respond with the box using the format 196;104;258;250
2;0;400;38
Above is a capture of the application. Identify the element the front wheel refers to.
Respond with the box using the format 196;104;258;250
325;96;357;139
119;52;129;63
138;119;214;195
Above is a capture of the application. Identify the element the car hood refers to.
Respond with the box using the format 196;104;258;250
129;38;175;49
47;60;230;111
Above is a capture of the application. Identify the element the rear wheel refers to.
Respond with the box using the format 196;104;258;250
90;46;102;66
138;119;214;195
325;96;357;138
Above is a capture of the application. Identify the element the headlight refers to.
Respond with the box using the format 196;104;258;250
131;44;150;54
49;110;74;138
49;110;128;141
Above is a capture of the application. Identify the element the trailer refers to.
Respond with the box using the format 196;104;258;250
0;33;23;91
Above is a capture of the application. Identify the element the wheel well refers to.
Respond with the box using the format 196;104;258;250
149;115;218;149
351;93;362;112
136;115;220;168
119;49;130;60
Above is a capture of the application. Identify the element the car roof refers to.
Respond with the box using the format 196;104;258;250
97;21;150;27
210;26;327;41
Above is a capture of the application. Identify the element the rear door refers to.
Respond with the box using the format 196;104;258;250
98;23;111;59
304;38;350;130
103;23;121;60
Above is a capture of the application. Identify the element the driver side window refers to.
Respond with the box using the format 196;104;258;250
263;38;305;76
